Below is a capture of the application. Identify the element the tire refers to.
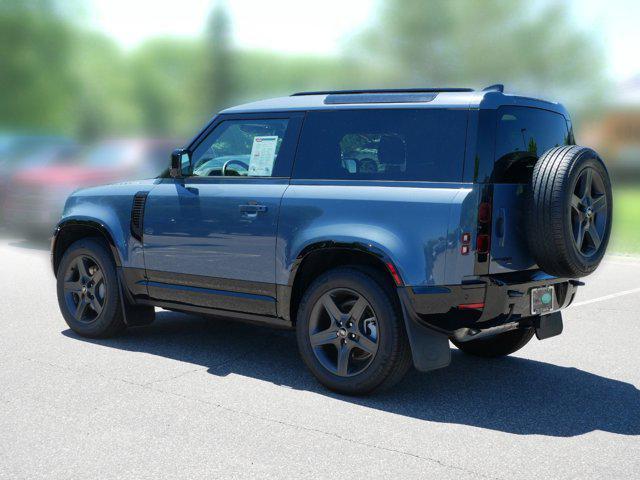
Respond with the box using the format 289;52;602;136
527;145;613;278
296;267;412;395
451;328;535;358
56;238;126;338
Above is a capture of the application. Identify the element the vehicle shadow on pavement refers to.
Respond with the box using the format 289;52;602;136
63;310;640;438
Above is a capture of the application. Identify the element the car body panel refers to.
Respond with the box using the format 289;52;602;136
277;182;464;287
51;89;579;367
57;180;158;269
143;178;287;284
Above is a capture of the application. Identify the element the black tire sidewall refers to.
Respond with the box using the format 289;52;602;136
56;238;123;338
563;153;613;275
528;145;613;278
451;327;535;358
296;267;405;395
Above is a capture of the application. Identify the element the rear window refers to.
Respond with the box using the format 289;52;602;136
292;109;468;182
494;106;570;182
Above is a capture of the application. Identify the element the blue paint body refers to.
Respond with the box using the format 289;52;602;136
55;89;573;331
143;178;288;284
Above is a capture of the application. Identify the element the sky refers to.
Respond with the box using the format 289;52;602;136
88;0;640;81
87;0;375;54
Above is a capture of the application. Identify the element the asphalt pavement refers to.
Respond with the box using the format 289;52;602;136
0;236;638;479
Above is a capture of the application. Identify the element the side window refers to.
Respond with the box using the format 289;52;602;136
494;106;570;182
191;119;289;177
340;133;407;175
292;109;467;182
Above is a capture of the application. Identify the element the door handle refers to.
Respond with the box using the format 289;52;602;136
239;204;267;214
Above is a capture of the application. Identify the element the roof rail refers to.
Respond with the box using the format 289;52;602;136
482;84;504;92
291;88;474;96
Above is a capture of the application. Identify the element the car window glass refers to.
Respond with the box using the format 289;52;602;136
493;106;570;182
191;119;289;177
292;109;467;182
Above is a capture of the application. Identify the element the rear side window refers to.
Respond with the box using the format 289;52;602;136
494;106;570;182
292;109;468;182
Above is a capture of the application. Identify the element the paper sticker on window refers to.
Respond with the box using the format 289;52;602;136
248;136;278;176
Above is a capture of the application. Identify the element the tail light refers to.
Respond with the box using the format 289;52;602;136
476;234;490;254
461;232;471;255
478;202;492;223
476;199;492;262
458;302;485;310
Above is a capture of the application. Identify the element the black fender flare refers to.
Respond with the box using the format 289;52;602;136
285;241;451;372
51;219;123;275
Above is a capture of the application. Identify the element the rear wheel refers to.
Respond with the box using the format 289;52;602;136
56;238;126;338
296;267;411;395
451;328;535;358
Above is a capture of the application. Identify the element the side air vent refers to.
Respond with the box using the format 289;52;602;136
130;191;149;241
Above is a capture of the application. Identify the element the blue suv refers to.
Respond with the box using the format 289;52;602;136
52;86;613;394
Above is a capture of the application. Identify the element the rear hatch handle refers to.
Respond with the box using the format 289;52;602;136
497;207;507;247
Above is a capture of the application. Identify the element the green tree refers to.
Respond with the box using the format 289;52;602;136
0;0;76;133
202;1;234;114
354;0;606;110
71;31;139;140
130;38;203;137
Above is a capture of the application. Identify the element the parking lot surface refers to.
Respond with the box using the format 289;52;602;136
0;237;638;479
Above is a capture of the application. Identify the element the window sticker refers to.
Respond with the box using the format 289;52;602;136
248;136;278;176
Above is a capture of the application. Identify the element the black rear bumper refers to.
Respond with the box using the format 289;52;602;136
398;270;581;335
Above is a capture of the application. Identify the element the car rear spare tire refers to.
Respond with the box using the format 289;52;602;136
527;145;612;278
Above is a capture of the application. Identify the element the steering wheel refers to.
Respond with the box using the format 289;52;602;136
221;159;250;176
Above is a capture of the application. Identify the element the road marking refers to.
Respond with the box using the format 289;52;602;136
570;286;640;308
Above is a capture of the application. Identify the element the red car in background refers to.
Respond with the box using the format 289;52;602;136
3;138;176;238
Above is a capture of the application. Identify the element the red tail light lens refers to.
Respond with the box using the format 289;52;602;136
478;202;491;223
458;302;485;310
476;234;490;254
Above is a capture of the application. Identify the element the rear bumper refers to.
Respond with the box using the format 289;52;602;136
399;270;580;335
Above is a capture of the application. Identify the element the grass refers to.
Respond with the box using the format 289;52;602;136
609;187;640;254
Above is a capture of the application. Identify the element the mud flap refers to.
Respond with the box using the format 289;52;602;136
399;302;451;372
116;268;155;327
535;311;563;340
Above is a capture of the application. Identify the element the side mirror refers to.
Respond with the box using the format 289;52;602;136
170;148;189;178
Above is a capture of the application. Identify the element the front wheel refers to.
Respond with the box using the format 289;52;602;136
296;267;412;395
451;328;535;358
56;238;126;338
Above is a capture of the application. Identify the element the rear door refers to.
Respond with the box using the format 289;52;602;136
489;106;571;273
142;113;302;315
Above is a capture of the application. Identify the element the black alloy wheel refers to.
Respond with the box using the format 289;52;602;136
296;267;412;395
527;145;613;277
571;167;608;257
308;288;379;377
56;238;126;338
62;255;106;323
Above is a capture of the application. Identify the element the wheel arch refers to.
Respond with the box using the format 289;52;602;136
285;241;403;325
52;219;122;276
